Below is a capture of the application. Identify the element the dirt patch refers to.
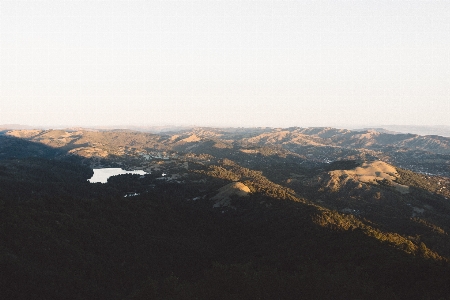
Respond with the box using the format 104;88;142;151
180;134;201;143
329;161;409;193
330;161;399;183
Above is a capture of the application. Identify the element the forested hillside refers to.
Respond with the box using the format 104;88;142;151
1;128;450;299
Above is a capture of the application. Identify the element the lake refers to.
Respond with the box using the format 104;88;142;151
88;168;148;183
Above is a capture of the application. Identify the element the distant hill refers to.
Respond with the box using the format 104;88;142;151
3;126;450;177
369;125;450;137
353;127;402;135
5;124;450;137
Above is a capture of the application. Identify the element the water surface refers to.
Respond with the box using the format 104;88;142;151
89;168;147;183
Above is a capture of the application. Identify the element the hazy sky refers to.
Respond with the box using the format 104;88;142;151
1;0;449;128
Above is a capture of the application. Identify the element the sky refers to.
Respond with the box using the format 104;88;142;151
0;0;449;128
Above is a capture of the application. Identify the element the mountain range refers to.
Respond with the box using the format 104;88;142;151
1;126;450;299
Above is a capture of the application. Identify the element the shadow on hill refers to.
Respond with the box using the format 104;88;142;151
1;149;450;299
2;134;450;299
0;135;82;162
0;135;94;202
175;160;450;299
59;139;91;152
130;185;450;299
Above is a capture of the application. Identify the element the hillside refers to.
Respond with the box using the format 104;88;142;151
4;126;450;176
1;127;450;299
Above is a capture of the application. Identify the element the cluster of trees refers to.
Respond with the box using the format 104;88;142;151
198;159;299;202
396;168;450;197
133;262;397;300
